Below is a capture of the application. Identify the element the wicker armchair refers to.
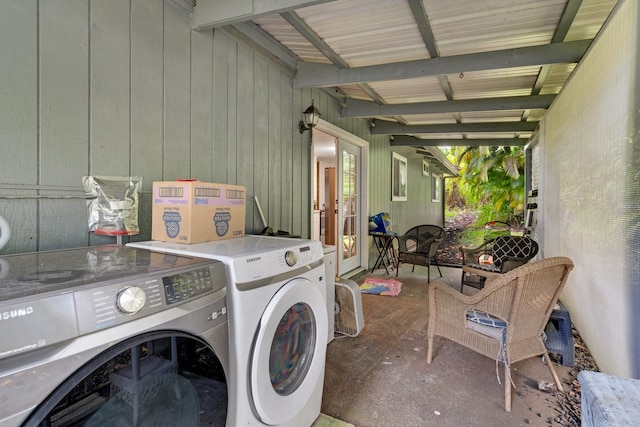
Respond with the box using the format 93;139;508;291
395;225;444;282
427;257;574;411
460;235;538;292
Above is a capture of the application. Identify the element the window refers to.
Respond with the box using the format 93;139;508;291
431;174;441;202
391;152;408;201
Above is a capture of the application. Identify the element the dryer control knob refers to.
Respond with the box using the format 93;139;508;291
116;286;147;315
285;250;297;267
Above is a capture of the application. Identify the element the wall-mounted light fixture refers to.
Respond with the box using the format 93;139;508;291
298;100;321;134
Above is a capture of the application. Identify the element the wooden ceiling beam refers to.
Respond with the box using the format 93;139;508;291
391;135;529;147
295;40;591;88
343;95;555;118
373;121;537;135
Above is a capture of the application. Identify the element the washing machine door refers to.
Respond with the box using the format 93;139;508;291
250;277;328;425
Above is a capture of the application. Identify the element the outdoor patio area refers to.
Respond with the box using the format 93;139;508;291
321;264;587;427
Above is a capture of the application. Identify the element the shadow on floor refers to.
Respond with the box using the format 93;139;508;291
321;264;575;427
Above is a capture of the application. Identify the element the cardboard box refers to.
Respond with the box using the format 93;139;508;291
152;181;246;244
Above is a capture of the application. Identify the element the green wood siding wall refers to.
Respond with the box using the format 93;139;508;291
0;0;442;255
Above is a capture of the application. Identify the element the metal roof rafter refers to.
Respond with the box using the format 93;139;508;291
372;121;538;135
392;136;529;147
281;11;390;114
343;95;555;118
294;40;591;88
523;0;583;120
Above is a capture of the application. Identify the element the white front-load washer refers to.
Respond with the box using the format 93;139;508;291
128;236;328;427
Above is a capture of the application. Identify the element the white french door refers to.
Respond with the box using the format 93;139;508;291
313;120;369;277
337;140;361;275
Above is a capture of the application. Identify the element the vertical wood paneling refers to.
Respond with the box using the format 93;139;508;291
281;73;295;231
40;0;89;187
0;1;37;186
0;0;379;252
226;38;238;182
284;72;296;232
0;1;38;253
291;89;305;235
90;0;130;175
236;45;255;230
130;0;164;242
253;57;270;230
190;29;214;181
38;0;90;249
283;88;301;232
87;0;132;247
39;199;88;250
366;138;442;235
163;1;191;179
131;0;164;187
266;67;283;230
212;30;230;183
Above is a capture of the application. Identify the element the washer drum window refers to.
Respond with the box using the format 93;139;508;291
269;302;316;396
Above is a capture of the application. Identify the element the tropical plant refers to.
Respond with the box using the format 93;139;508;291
444;145;525;226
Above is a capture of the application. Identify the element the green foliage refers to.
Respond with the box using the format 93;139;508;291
458;226;486;247
444;145;526;227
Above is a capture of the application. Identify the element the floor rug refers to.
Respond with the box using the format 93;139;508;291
359;277;402;297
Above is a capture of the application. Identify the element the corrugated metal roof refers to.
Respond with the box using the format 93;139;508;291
337;84;374;101
448;66;541;99
247;0;619;146
540;64;577;94
370;76;447;104
565;0;619;40
252;14;332;63
424;0;566;55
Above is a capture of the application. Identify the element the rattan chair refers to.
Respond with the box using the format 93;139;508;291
460;235;538;292
395;225;444;282
427;256;574;411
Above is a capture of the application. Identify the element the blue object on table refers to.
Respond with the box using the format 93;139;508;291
369;212;392;234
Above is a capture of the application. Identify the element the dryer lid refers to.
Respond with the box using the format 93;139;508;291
0;245;213;301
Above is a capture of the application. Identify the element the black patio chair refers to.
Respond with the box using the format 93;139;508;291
395;225;445;282
460;235;538;292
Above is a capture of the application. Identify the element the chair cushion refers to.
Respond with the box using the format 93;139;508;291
466;309;506;340
465;309;512;377
466;308;507;327
492;236;536;268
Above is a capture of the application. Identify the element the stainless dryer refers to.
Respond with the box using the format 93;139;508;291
0;245;229;426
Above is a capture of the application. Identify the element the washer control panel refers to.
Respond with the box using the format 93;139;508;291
163;266;216;305
0;260;227;360
233;240;323;283
74;260;226;335
284;250;297;267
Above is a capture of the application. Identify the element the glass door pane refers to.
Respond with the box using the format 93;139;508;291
342;152;357;259
338;141;361;274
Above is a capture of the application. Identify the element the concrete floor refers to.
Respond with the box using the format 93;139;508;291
321;264;575;427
